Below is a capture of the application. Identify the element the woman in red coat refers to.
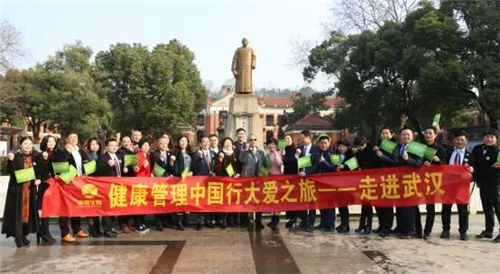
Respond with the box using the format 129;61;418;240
135;140;151;177
133;139;151;232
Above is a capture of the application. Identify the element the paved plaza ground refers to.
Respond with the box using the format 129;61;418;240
1;214;500;274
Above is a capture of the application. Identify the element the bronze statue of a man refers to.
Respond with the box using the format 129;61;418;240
231;38;256;94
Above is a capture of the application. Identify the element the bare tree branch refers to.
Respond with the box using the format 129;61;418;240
0;20;24;75
329;0;437;33
287;35;315;68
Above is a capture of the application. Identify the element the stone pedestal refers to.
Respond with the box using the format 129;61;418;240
226;94;264;148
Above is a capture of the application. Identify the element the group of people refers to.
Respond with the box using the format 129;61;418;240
1;125;500;249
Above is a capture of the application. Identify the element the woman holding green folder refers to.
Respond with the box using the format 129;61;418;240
334;139;354;233
214;137;238;228
171;135;194;231
1;136;43;248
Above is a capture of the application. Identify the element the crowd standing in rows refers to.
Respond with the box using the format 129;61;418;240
2;126;500;248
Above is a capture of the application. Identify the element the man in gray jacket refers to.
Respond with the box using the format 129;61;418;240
238;134;268;229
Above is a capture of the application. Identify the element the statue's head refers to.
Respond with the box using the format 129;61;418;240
241;38;249;47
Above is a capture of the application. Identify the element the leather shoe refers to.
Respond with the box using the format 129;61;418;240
74;231;89;238
104;231;117;238
15;237;24;248
322;227;334;232
267;223;278;232
399;234;413;239
62;234;76;243
121;226;132;233
460;233;468;241
494;234;500;243
22;236;30;246
255;222;265;230
476;231;493;239
440;230;450;239
314;223;324;230
423;233;431;240
337;225;350;233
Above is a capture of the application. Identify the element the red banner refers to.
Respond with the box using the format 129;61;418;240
41;165;471;217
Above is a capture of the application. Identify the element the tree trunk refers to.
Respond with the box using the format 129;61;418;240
29;120;43;144
370;125;378;144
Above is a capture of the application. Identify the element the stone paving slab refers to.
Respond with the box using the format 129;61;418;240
1;214;500;274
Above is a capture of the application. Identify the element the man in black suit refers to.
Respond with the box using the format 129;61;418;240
56;132;89;242
374;126;399;237
233;128;247;226
96;137;122;238
440;131;474;241
297;130;318;230
416;126;448;239
352;136;378;235
192;137;217;230
471;129;500;242
379;127;423;239
150;136;174;231
117;135;138;233
301;134;337;233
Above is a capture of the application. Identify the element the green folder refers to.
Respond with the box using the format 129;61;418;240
52;162;70;174
432;113;441;127
278;140;287;150
259;165;270;176
345;157;359;170
84;160;97;175
226;164;235;177
264;154;271;168
181;167;189;180
153;164;166;177
330;154;341;165
15;167;36;183
59;165;78;184
424;147;438;161
496;153;500;163
297;156;312;169
124;155;138;166
380;139;397;154
407;141;427;158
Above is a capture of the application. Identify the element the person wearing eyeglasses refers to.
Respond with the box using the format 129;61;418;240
238;134;269;230
441;131;473;241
